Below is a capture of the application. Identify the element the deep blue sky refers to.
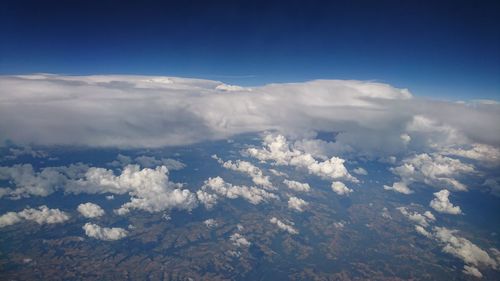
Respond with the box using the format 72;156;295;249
1;0;499;99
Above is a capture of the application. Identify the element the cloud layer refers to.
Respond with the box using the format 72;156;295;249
1;75;498;159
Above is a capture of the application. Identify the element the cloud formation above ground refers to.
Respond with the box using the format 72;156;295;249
270;217;298;235
1;74;498;160
0;164;198;214
77;202;105;218
212;155;273;189
283;179;310;192
82;223;128;241
246;134;357;182
430;190;462;215
0;206;69;227
199;177;278;206
287;196;308;212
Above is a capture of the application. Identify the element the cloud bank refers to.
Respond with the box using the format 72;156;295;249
1;74;497;160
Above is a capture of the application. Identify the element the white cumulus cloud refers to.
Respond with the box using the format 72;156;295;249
430;189;462;215
270;217;298;235
82;223;128;241
246;134;358;182
69;165;198;215
230;233;251;247
213;155;273;189
384;181;414;194
387;153;474;193
397;207;436;227
283;179;311;192
331;181;353;195
433;227;497;269
462;265;483;278
203;218;218;228
287;196;308;212
77;202;105;218
134;156;186;170
0;206;69;227
199;176;278;205
353;167;368;176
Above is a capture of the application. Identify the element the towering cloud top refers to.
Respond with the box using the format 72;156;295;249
0;75;498;162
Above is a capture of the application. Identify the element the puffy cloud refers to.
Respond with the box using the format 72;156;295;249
353;167;368;176
229;233;251;247
77;202;105;218
397;208;497;274
443;143;500;167
18;206;70;224
283;179;310;192
430;190;462;215
405;115;466;150
331;181;353;195
415;225;433;238
462;265;483;278
196;190;219;209
108;154;186;170
212;155;273;189
433;227;497;269
334;221;345;229
3;146;48;160
0;206;69;227
82;223;128;241
424;211;436;221
400;133;411;145
384;181;414;194
269;169;288;177
483;178;500;197
0;164;69;198
387;153;474;192
381;207;392;219
108;154;132;167
269;217;298;235
247;134;357;182
287;196;308;212
134;156;186;170
203;218;217;228
215;83;249;92
397;207;436;227
199;176;278;205
0;163;93;199
0;212;22;227
67;165;198;215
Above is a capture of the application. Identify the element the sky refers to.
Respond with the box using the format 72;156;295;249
1;0;499;99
